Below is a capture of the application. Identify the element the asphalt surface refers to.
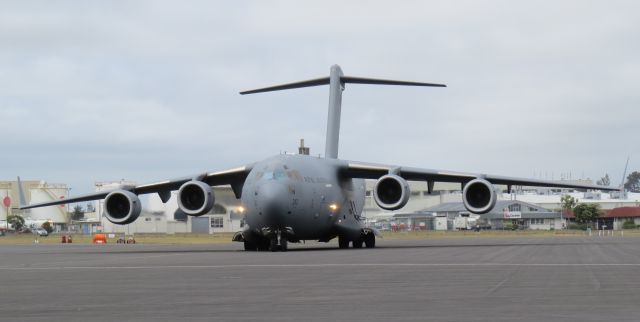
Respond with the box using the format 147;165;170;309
1;237;640;322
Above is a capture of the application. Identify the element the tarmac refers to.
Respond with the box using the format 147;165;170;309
1;236;640;322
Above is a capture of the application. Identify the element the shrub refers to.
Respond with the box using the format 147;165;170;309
622;220;637;230
41;221;53;233
568;223;588;230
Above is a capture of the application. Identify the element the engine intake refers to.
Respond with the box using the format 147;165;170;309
177;181;214;216
104;190;142;224
373;174;410;210
462;178;497;214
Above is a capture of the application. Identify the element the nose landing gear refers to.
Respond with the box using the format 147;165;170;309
269;230;288;252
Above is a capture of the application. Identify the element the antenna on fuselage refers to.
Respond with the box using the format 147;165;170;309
298;139;310;155
240;65;446;159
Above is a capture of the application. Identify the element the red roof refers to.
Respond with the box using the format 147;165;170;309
604;207;640;218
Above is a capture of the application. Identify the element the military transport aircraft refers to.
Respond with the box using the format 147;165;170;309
18;65;618;251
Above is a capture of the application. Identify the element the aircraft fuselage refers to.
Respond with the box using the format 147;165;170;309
241;154;366;242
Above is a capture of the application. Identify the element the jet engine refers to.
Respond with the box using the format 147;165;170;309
104;190;142;225
373;174;410;210
462;178;497;214
177;181;215;216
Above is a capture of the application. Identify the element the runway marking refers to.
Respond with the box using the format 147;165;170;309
2;263;640;270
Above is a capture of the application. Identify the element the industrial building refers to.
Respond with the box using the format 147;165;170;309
0;180;69;231
369;200;564;231
3;177;639;234
77;180;246;235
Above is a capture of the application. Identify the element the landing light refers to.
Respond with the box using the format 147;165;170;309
329;203;338;211
237;206;245;213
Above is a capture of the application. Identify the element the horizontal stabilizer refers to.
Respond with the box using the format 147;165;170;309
240;77;329;95
240;75;446;95
340;76;445;88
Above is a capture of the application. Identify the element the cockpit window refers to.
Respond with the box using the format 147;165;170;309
261;170;287;181
255;167;302;181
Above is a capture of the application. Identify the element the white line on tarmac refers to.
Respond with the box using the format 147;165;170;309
1;263;640;270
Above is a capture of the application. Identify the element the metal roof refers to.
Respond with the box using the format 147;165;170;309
409;200;560;219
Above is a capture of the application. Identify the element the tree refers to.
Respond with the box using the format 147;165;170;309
41;221;53;234
70;205;85;221
573;203;601;224
560;195;577;212
7;214;25;231
597;174;611;186
624;171;640;192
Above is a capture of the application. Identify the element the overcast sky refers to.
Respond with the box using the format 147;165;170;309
1;0;638;194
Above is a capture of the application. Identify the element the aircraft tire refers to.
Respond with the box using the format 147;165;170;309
352;239;363;249
338;236;349;249
364;234;375;248
258;239;270;251
244;240;257;251
269;238;279;252
280;239;288;252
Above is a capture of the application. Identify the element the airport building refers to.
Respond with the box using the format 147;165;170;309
0;180;70;231
78;181;246;235
364;179;640;231
3;177;639;234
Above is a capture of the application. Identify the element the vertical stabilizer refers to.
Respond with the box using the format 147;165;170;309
325;65;344;159
239;66;445;159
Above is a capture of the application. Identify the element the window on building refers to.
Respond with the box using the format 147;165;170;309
508;204;521;212
530;218;544;225
211;204;226;214
528;207;538;212
211;216;224;228
144;217;152;222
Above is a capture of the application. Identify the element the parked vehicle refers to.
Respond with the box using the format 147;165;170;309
32;228;49;237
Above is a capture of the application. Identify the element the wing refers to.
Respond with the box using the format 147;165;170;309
18;164;254;210
340;160;619;191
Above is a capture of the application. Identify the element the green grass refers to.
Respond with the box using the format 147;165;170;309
381;229;640;239
0;230;637;245
0;233;236;245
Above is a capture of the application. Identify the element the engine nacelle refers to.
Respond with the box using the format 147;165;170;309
462;178;497;214
373;174;410;210
104;190;142;225
177;181;214;216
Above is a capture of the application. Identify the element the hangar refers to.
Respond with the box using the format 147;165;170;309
0;180;69;230
373;200;564;231
79;181;246;234
424;200;564;230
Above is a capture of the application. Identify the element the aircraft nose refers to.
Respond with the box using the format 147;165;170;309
258;183;289;226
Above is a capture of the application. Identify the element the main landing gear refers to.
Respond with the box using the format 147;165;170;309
338;233;375;249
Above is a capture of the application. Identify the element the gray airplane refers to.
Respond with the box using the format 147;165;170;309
18;65;618;251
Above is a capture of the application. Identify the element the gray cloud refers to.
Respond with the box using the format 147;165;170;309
1;0;638;193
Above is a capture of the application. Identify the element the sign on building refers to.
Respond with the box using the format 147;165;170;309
503;210;522;219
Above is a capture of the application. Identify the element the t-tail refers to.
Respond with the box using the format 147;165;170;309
240;65;446;159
